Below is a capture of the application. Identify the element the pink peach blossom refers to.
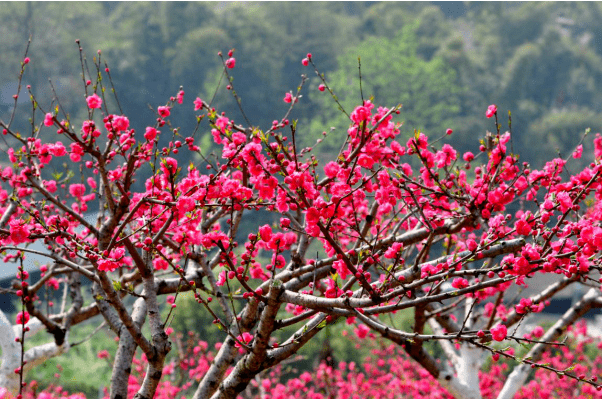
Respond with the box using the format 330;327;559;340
86;93;102;109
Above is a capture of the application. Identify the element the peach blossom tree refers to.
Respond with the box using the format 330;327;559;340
0;44;601;399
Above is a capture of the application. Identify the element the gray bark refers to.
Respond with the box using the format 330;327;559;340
110;297;147;399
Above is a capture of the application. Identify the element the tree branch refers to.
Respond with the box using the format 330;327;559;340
497;288;602;399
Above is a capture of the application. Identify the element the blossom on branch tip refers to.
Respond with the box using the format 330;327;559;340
158;106;171;118
225;57;236;69
86;93;102;109
485;104;497;118
435;144;457;167
194;97;204;111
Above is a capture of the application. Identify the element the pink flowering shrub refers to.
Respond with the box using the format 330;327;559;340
9;323;599;399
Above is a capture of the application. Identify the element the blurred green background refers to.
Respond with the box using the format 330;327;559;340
0;2;600;171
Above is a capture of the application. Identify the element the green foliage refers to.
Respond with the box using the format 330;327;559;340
440;2;602;165
24;323;116;398
302;26;461;158
527;109;601;167
1;2;600;171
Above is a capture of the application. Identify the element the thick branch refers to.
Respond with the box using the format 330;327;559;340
211;282;283;399
193;298;260;399
111;297;146;399
133;250;172;399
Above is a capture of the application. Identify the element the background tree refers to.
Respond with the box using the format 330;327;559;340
1;2;600;174
302;22;461;159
